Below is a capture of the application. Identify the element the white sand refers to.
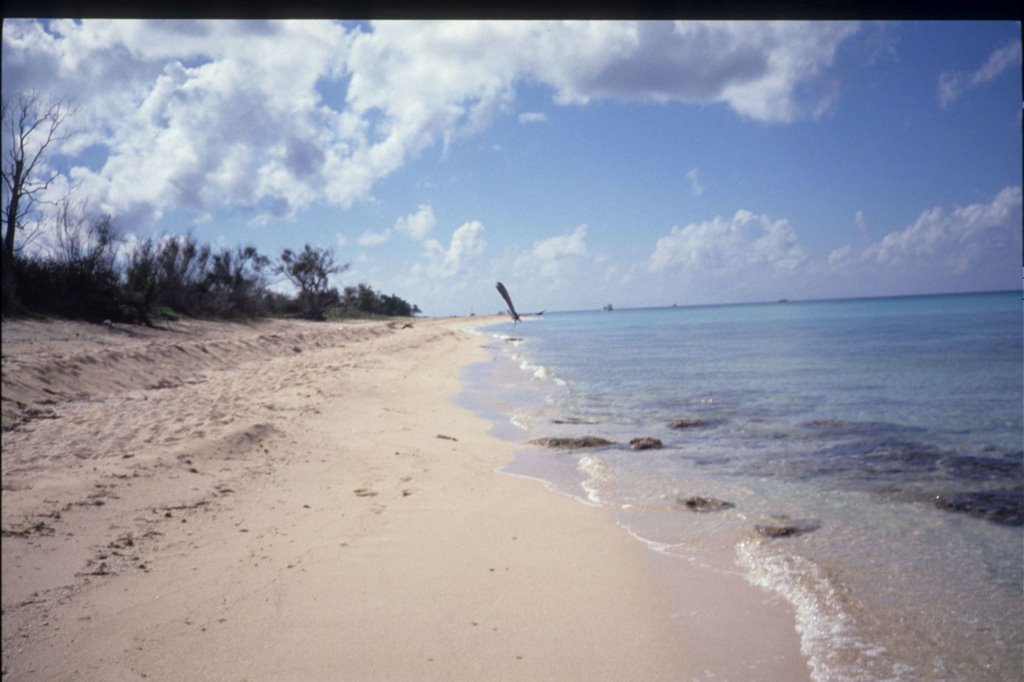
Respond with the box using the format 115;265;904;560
1;316;809;680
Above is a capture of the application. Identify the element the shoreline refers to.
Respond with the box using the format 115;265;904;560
463;323;813;679
2;315;808;680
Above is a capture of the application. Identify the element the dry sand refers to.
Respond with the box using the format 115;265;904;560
1;316;809;680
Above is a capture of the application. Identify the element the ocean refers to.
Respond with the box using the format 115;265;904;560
462;291;1023;681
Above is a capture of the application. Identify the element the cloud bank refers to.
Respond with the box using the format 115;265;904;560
2;19;861;233
833;185;1022;274
635;187;1020;307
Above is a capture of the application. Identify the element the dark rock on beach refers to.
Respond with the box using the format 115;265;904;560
933;488;1024;526
529;436;614;449
678;496;734;512
629;437;663;450
668;418;709;430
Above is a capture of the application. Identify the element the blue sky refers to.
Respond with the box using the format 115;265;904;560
2;20;1021;315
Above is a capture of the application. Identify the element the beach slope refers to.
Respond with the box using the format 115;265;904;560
2;316;806;680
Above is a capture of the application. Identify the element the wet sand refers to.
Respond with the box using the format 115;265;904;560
1;315;808;680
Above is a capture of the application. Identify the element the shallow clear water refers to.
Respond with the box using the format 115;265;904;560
464;291;1023;681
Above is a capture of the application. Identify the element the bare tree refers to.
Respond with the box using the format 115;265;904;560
2;92;74;312
277;244;348;320
53;195;90;264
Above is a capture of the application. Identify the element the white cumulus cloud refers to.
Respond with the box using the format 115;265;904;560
356;204;437;247
649;209;806;273
2;19;862;237
534;21;858;122
862;186;1022;271
515;224;589;280
3;19;351;227
533;223;588;260
357;230;391;246
394;204;436;240
423;220;486;278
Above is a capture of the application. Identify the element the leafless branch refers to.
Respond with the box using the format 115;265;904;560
2;91;76;258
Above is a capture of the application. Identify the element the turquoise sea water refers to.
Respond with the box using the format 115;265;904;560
464;291;1023;681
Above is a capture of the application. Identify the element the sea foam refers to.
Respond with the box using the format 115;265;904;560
736;539;913;682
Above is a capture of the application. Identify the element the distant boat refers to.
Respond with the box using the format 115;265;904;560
603;303;614;312
778;298;789;303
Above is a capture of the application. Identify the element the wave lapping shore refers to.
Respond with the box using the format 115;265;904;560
474;292;1023;682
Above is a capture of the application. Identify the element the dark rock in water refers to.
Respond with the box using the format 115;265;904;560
630;437;663;450
679;496;734;512
804;419;907;436
669;418;709;430
755;525;802;538
785;436;1022;491
755;517;820;538
551;417;599;425
941;453;1023;483
933;489;1024;526
529;436;614;449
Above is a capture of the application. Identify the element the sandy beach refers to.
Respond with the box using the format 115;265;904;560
2;315;808;681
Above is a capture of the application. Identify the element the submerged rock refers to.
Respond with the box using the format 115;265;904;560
529;436;614;449
933;489;1024;526
678;496;734;512
629;437;663;450
668;418;709;430
755;516;820;538
755;525;802;538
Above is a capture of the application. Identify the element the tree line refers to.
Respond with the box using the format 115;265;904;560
2;92;418;323
8;216;419;323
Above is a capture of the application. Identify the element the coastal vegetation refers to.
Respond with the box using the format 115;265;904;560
1;92;417;323
4;222;419;323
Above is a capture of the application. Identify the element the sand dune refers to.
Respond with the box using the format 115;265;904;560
1;315;807;680
1;317;398;430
